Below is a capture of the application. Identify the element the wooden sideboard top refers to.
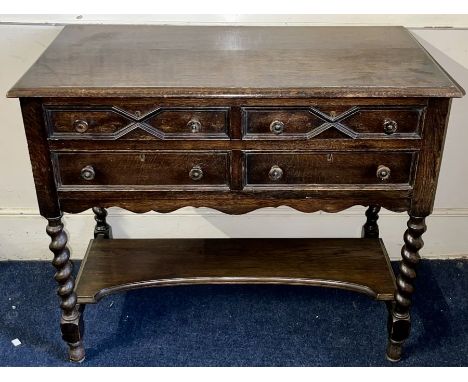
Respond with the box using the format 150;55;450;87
7;25;464;99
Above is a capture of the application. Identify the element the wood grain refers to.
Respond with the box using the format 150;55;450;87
410;98;452;216
56;189;412;214
48;136;423;152
45;105;230;140
75;238;397;303
46;108;131;135
53;151;230;190
244;151;415;186
7;26;464;98
20;98;61;217
242;106;424;139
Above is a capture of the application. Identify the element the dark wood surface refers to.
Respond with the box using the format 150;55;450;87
53;151;230;190
387;216;427;362
57;190;411;215
410;98;453;215
51;150;415;190
46;106;230;140
31;95;432;215
362;205;381;238
75;238;396;303
46;216;85;362
243;105;424;139
244;151;415;186
7;25;464;98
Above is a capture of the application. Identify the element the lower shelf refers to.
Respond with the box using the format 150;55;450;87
75;238;396;303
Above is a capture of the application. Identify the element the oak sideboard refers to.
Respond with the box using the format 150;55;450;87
7;25;464;363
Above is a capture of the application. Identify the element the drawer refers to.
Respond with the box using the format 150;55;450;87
242;106;424;139
244;152;415;187
45;106;229;140
53;151;230;190
46;108;131;136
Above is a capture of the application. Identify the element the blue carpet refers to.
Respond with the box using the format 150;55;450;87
0;260;467;366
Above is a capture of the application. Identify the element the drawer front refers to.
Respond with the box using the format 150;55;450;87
53;151;230;190
143;109;228;139
244;152;415;187
45;106;229;140
242;106;424;139
46;109;131;136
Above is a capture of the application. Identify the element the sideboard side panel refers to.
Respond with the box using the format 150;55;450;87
20;97;61;218
410;97;452;216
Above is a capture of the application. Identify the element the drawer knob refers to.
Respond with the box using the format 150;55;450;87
383;119;398;135
189;166;203;181
269;165;284;181
73;119;89;133
376;165;391;181
187;119;202;133
270;120;285;135
80;165;95;181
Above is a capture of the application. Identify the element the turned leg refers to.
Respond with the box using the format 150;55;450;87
386;215;426;362
46;216;85;363
362;205;381;238
92;207;113;239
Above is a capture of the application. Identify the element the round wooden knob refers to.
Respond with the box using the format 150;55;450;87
80;165;95;181
270;120;285;135
376;165;391;181
73;120;89;133
187;119;202;133
189;166;203;181
269;165;284;181
383;119;397;135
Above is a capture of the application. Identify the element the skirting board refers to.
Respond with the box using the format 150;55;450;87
0;206;467;261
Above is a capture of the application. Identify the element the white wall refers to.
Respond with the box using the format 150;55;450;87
1;14;468;27
1;16;468;260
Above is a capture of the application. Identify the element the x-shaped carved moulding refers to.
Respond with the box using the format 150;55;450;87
102;106;228;140
304;106;361;139
110;105;363;140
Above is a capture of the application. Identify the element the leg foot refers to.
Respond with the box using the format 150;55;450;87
61;304;86;362
362;205;381;238
386;339;403;362
385;302;411;362
385;215;426;362
68;341;86;363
